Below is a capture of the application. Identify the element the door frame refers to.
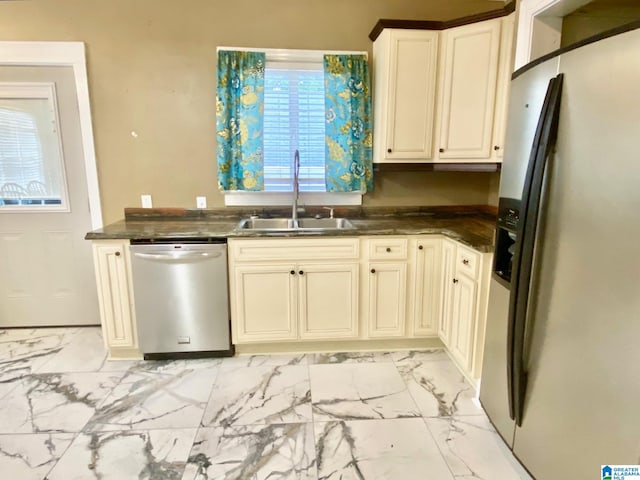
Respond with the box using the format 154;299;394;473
0;41;103;228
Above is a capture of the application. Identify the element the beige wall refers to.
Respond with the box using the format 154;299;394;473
561;1;640;47
0;0;502;223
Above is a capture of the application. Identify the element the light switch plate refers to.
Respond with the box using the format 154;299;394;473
196;196;207;209
141;194;152;208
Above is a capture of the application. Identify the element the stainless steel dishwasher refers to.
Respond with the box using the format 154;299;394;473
130;239;233;359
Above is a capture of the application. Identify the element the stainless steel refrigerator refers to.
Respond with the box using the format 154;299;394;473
480;21;640;480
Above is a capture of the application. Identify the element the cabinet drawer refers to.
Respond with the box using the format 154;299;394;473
367;238;408;260
456;244;480;278
230;238;359;262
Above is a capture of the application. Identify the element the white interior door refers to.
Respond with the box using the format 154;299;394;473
0;65;99;327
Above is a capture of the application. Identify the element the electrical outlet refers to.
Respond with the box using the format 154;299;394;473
141;194;152;208
196;196;207;209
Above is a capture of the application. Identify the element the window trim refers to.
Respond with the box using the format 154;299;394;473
0;41;102;228
217;47;368;207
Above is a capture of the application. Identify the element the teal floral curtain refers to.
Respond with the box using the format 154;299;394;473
323;54;373;192
216;50;265;191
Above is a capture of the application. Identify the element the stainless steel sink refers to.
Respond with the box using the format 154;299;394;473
236;217;355;231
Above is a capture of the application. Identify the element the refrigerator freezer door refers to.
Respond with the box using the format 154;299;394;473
512;27;640;479
479;278;514;444
498;57;559;201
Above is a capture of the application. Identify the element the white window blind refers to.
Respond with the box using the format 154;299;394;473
0;106;44;191
263;63;326;192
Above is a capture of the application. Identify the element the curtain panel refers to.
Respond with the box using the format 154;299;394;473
323;54;373;193
216;50;265;191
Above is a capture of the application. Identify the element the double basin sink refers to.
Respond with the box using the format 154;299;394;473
236;217;355;232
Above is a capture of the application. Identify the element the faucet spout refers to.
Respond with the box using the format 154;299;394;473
292;150;300;225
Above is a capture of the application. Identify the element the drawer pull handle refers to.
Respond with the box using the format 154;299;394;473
386;247;391;253
115;251;121;257
453;278;459;284
371;268;376;274
462;259;469;265
298;270;304;275
387;148;392;153
290;270;296;275
418;245;424;250
439;148;445;153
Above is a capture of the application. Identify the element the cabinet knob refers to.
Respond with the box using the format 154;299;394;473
386;247;391;253
462;259;469;265
298;270;304;275
418;245;424;250
453;278;459;284
387;148;392;153
115;251;121;257
439;148;445;153
290;270;296;275
494;145;500;151
371;268;376;274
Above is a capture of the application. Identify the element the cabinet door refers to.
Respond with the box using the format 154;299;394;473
367;262;407;337
413;238;441;336
231;264;297;342
449;273;478;370
439;239;456;346
377;30;439;161
298;263;359;340
492;14;516;160
438;19;501;160
92;241;138;355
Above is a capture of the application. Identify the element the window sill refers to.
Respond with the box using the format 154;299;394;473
223;191;362;207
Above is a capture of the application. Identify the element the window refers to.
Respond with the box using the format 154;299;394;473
220;48;365;207
263;64;325;192
0;83;68;210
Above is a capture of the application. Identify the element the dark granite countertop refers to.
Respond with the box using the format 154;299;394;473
86;206;497;253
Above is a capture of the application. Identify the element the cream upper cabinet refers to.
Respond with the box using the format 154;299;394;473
411;237;442;337
228;238;360;343
436;18;502;161
363;237;409;338
373;29;439;162
492;14;516;159
373;16;514;164
91;240;141;359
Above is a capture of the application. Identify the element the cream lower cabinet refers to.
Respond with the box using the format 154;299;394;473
91;240;141;359
363;237;408;338
411;237;442;337
228;238;360;343
439;238;492;379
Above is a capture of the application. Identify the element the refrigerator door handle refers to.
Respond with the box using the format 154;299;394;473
510;74;564;427
506;76;556;421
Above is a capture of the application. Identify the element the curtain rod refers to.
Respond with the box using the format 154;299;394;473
216;46;368;60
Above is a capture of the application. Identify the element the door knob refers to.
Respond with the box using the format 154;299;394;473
298;270;304;275
462;259;469;265
290;270;296;275
387;148;392;153
439;148;445;153
386;247;391;253
453;278;459;284
115;251;121;257
371;268;376;274
418;245;424;250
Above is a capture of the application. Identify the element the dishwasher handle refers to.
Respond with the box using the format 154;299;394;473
133;251;223;262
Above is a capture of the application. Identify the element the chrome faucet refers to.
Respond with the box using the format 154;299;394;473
292;149;300;226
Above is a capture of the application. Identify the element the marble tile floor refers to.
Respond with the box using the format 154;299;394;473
0;327;532;480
